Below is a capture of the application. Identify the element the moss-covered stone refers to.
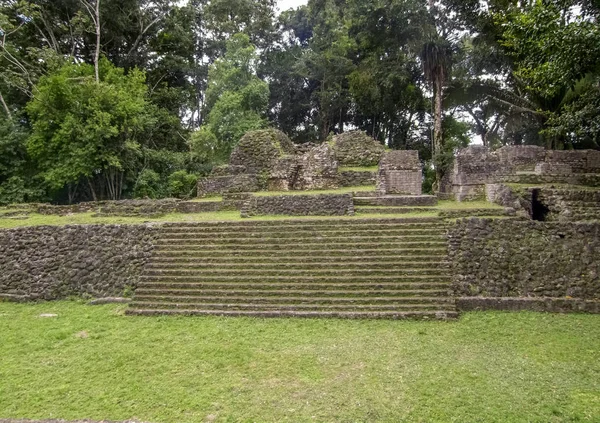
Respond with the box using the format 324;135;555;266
330;131;385;167
229;129;295;173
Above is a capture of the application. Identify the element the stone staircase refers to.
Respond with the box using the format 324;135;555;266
127;218;457;319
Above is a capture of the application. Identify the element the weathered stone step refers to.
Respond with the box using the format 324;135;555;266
152;241;448;252
125;309;458;320
158;228;447;239
128;302;453;312
161;217;443;228
353;196;438;207
139;275;451;284
355;207;435;214
147;257;449;266
145;261;450;269
154;235;446;246
142;268;448;277
133;294;455;305
136;282;450;293
151;248;448;258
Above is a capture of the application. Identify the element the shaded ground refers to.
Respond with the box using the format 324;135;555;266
1;302;599;422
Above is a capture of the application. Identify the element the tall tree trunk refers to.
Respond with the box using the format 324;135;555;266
0;91;11;119
481;130;488;147
87;177;98;202
94;0;101;83
433;76;443;187
81;0;101;83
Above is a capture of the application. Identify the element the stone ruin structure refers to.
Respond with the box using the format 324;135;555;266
445;145;600;201
377;150;422;196
198;129;389;196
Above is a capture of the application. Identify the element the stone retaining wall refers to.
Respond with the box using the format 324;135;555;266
245;194;354;217
338;171;376;187
0;225;159;301
448;219;600;300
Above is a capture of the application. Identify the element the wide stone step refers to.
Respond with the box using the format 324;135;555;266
128;302;454;312
125;309;458;320
139;275;451;284
133;294;455;305
151;248;448;258
145;261;450;269
154;235;446;246
158;228;447;239
355;207;436;214
152;241;448;252
142;268;448;277
136;282;450;293
161;217;443;228
353;196;438;207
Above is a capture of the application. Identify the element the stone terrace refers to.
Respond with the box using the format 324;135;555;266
127;218;457;320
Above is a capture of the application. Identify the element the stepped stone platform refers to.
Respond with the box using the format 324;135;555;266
353;195;438;207
127;218;457;320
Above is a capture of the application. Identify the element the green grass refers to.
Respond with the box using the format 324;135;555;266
339;166;379;172
437;200;504;210
0;210;441;229
0;302;599;422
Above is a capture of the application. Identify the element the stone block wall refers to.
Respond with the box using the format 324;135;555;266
245;194;354;216
338;171;376;187
377;150;422;195
197;174;260;196
34;199;241;217
0;224;159;301
448;219;600;300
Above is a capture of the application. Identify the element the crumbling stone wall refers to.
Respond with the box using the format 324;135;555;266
35;198;241;217
244;194;354;216
0;224;159;301
197;174;260;196
330;131;385;166
296;143;339;190
338;170;377;187
377;150;422;195
450;146;600;201
448;219;600;300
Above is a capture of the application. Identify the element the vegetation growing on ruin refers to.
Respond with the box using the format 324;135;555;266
1;1;599;205
0;302;598;422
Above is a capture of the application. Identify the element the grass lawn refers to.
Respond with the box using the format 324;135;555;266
0;302;599;423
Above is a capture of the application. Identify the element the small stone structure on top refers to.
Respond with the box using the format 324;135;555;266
377;150;422;196
445;145;600;201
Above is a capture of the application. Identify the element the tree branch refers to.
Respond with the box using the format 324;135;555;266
0;91;11;119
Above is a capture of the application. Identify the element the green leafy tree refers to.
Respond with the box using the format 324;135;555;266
26;58;152;201
191;33;269;162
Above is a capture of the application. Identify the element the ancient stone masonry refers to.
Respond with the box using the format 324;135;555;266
0;224;159;301
34;198;241;217
330;131;385;166
338;170;377;187
244;194;354;217
198;129;389;196
448;145;600;201
448;218;600;302
377;150;422;196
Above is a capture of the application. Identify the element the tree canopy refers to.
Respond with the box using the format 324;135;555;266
0;0;598;203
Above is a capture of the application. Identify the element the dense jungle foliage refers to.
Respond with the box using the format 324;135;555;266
0;0;599;203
